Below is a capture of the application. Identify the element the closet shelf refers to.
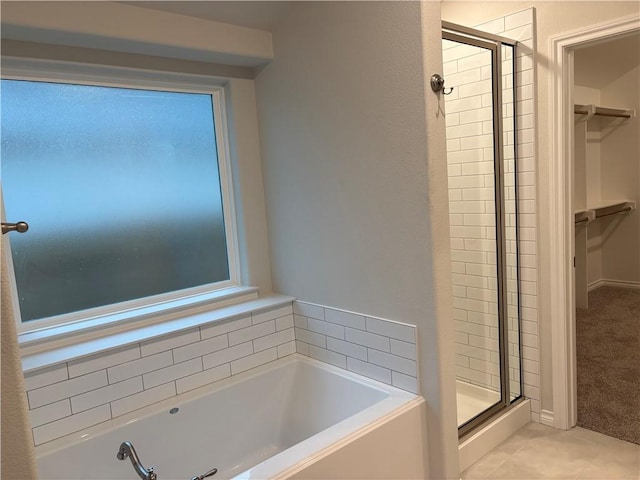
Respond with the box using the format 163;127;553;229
574;104;635;119
574;201;636;224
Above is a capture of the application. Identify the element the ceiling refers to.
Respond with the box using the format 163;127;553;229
120;1;291;31
574;31;640;89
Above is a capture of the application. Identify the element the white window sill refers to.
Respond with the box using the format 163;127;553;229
20;289;295;374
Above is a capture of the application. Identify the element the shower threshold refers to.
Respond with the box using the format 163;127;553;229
456;380;501;426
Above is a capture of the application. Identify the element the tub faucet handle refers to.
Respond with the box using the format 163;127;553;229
191;467;217;480
147;467;157;480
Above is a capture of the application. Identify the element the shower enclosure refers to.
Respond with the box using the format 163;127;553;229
441;22;523;436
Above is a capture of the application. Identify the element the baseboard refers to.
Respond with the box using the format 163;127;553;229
458;400;530;473
540;409;554;427
587;279;603;291
588;279;640;291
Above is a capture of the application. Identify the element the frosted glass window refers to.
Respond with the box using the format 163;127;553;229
1;79;230;322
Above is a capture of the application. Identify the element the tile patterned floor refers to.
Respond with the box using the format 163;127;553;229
462;422;640;479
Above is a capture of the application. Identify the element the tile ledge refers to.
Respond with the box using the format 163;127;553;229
21;293;295;374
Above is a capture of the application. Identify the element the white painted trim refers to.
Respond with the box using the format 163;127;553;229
588;279;640;291
540;409;554;427
0;188;23;326
587;279;604;291
212;87;242;287
547;14;640;431
458;400;530;473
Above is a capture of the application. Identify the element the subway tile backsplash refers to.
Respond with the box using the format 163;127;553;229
25;306;296;446
24;301;419;446
293;300;419;395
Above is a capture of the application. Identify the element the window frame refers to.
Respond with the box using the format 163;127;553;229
1;58;243;336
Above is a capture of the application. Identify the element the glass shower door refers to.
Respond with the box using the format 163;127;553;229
442;26;522;435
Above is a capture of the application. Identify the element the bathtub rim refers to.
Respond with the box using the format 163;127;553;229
230;362;421;479
253;395;426;480
35;353;417;462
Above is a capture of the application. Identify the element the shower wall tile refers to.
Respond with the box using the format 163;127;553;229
252;305;293;325
142;358;202;389
253;328;295;352
275;314;294;331
347;357;392;385
327;337;367;361
390;339;417;360
176;364;230;395
29;400;72;429
32;404;112;446
28;371;108;410
172;334;229;364
444;8;540;420
504;9;531;29
107;351;173;384
309;345;347;369
345;327;390;352
276;341;296;358
200;315;252;340
201;341;253;369
293;301;325;319
70;377;143;414
140;328;200;357
324;309;366;330
392;372;419;393
228;320;275;346
307;317;345;339
67;345;140;378
230;348;277;375
23;364;68;391
23;304;296;446
110;382;177;418
294;300;419;395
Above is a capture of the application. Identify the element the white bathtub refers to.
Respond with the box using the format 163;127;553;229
36;354;426;480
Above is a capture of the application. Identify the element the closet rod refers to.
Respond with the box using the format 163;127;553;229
574;202;635;224
594;202;635;219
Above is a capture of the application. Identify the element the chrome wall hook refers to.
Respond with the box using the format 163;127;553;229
1;221;29;235
430;74;454;95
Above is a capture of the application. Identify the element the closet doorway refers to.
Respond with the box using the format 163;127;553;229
548;14;639;439
572;31;639;445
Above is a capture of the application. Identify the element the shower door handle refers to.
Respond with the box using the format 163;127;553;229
1;221;29;235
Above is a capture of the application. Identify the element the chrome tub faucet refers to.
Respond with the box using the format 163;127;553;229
116;440;217;480
117;441;157;480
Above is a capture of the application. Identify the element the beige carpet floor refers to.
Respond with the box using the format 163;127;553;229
576;286;640;445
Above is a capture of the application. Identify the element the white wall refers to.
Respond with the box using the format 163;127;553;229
600;64;640;284
255;2;458;477
442;0;640;416
573;86;604;287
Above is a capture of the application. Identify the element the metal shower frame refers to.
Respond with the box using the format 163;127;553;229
441;21;525;439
